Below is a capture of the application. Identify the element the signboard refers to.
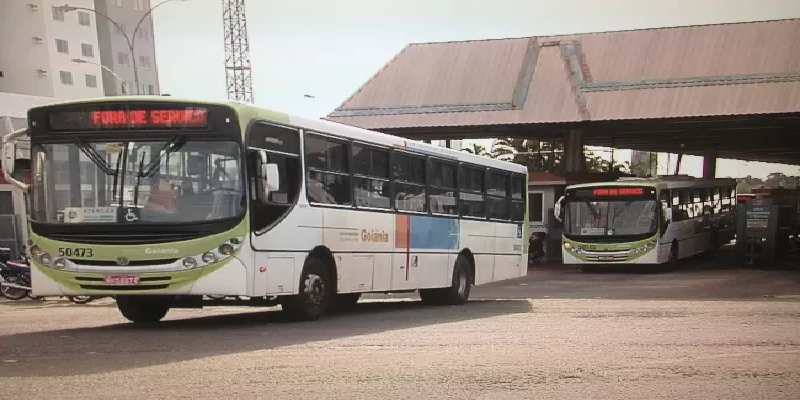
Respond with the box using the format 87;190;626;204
591;187;644;196
46;107;210;132
744;199;772;229
62;207;118;223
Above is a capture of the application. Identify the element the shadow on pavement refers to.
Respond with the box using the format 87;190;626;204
0;298;530;378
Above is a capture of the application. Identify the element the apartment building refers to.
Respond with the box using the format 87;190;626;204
0;0;160;99
0;0;105;98
94;0;160;96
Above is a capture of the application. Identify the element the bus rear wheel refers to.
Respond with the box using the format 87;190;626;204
116;295;172;323
281;257;330;321
420;255;472;306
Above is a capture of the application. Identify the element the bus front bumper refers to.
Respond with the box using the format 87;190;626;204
30;256;248;297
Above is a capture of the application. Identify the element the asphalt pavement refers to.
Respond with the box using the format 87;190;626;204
1;257;799;400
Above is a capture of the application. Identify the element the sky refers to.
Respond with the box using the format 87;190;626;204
151;0;800;180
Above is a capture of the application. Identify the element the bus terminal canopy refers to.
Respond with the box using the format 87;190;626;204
326;18;800;166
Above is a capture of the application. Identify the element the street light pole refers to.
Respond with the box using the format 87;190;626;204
59;0;184;95
71;58;126;94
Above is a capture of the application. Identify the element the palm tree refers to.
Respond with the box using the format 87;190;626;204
462;143;492;157
488;137;630;173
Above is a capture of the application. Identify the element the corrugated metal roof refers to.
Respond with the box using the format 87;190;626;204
327;18;800;129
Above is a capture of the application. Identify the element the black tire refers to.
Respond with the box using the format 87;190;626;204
1;277;30;300
69;296;93;304
281;257;331;321
333;293;361;311
116;295;172;323
420;255;472;306
668;243;679;264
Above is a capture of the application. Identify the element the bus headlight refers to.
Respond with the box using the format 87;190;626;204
30;245;43;257
39;253;52;265
182;257;198;269
201;252;217;264
53;258;68;269
218;244;234;256
180;236;244;269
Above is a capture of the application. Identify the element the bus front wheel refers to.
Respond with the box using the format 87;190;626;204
116;295;172;323
281;257;330;321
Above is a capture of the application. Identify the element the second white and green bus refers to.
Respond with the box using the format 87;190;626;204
559;176;737;267
2;96;529;323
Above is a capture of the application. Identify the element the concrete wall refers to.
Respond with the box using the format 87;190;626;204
0;0;53;97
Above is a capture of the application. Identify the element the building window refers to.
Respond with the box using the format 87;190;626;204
120;81;130;94
59;71;73;85
55;39;69;54
117;52;130;66
114;23;127;36
81;43;94;57
114;0;123;7
138;27;150;40
134;0;144;11
52;6;65;21
528;192;544;222
142;84;155;94
85;74;98;88
78;11;91;26
138;56;152;70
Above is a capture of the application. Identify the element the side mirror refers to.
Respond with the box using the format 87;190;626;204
3;141;16;175
264;163;280;192
257;150;280;200
553;196;565;223
2;128;30;191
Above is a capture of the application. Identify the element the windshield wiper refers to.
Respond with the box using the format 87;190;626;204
110;150;123;206
140;136;186;179
132;152;147;207
127;136;187;207
73;138;113;175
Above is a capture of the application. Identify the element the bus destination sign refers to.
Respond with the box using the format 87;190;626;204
46;107;209;132
591;187;644;196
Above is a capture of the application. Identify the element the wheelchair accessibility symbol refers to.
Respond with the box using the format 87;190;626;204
122;208;140;223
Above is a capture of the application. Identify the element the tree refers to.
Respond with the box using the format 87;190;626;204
461;143;492;157
488;137;629;173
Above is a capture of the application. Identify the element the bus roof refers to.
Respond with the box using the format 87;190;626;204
27;96;527;174
566;176;737;191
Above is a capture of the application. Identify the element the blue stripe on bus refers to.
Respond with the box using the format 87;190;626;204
409;215;460;250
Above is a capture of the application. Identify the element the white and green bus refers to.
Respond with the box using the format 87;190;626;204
2;97;529;323
559;176;737;267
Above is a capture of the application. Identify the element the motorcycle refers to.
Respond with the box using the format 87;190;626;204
0;251;33;301
0;248;101;304
528;232;546;265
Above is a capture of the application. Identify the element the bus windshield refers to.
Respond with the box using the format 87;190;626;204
564;199;658;236
30;139;244;224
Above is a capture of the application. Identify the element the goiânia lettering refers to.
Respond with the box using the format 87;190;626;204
361;229;389;243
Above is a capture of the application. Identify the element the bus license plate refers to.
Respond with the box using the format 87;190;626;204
103;275;140;285
599;256;614;261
